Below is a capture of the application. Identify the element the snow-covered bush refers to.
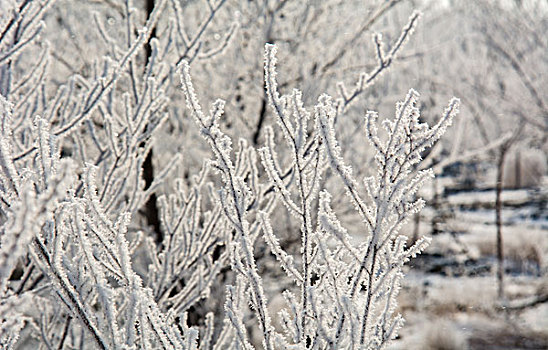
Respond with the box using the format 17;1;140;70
0;0;458;348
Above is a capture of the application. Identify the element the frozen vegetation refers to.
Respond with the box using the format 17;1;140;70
0;0;546;349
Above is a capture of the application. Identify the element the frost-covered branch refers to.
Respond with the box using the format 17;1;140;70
0;1;463;348
335;11;421;111
180;61;275;350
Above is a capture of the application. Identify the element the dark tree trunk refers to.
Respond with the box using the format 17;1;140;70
142;0;162;244
412;212;420;245
252;97;267;145
144;0;156;64
431;176;441;235
496;146;507;300
514;148;521;189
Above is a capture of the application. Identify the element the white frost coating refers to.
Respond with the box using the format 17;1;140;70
0;0;465;348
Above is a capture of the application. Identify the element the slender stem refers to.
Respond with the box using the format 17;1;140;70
496;147;506;300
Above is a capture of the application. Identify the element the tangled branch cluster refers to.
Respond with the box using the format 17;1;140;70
0;1;458;349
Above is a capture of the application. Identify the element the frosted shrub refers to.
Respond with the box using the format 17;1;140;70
0;0;458;349
179;44;458;348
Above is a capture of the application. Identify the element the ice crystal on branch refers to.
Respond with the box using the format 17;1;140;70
0;0;462;348
178;38;457;348
316;87;459;348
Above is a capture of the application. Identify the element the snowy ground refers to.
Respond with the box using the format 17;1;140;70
388;181;548;349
